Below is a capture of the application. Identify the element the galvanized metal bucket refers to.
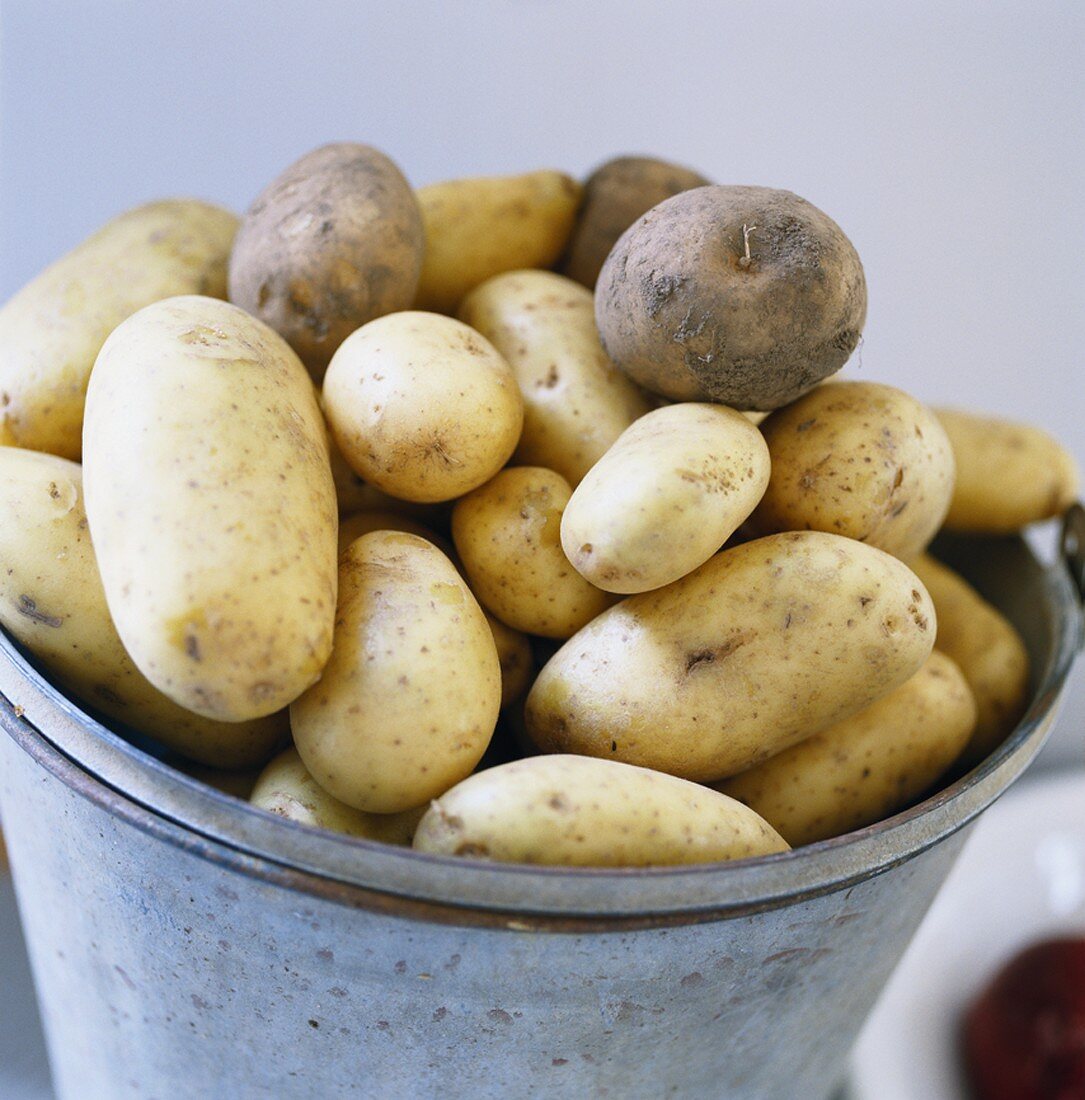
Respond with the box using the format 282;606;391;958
2;517;1083;1100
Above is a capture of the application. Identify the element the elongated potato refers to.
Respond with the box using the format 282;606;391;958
936;409;1080;533
83;296;338;722
414;171;581;313
714;650;975;846
459;270;653;485
413;755;788;866
0;448;286;767
561;403;770;593
526;531;936;781
0;200;238;460
291;532;500;813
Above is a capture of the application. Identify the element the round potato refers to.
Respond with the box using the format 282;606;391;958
458;270;654;485
291;532;500;813
485;612;534;709
451;467;616;638
714;650;976;846
323;312;523;503
749;382;955;560
0;199;238;460
83;296;338;722
561;403;770;593
228;143;424;381
595;185;867;408
525;531;936;781
413;755;788;866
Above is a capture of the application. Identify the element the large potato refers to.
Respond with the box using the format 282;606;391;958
750;382;955;559
291;532;500;813
228;143;424;381
526;531;935;781
561;403;770;593
414;170;581;313
0;447;286;767
323;312;523;503
0;200;237;460
458;270;653;485
715;650;975;846
83;296;338;722
413;755;788;866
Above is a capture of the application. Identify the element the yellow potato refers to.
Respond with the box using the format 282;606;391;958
0;200;237;461
714;650;975;846
526;531;936;781
291;532;501;813
936;408;1080;533
750;382;955;559
413;755;788;866
0;447;286;767
561;403;770;593
323;312;523;503
414;171;581;313
83;296;338;722
458;270;654;485
336;510;452;559
485;612;534;709
452;466;616;638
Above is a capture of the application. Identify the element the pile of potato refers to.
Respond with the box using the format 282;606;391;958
0;144;1079;868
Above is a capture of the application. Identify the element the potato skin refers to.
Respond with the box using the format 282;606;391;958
83;296;338;722
228;143;424;381
413;755;788;866
458;270;653;485
595;185;867;408
0;200;238;460
715;650;975;846
750;382;955;559
525;531;935;781
561;403;770;593
0;448;286;767
291;532;500;813
414;170;581;314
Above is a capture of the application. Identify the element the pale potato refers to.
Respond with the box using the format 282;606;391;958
413;755;788;866
485;612;534;709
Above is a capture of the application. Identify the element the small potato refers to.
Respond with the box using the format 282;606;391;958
485;612;534;709
323;312;523;503
291;532;500;813
715;650;976;846
458;271;653;485
561;403;770;593
526;531;935;781
750;382;955;560
936;409;1080;533
452;467;616;638
414;170;581;313
413;755;788;866
0;199;238;460
229;143;424;380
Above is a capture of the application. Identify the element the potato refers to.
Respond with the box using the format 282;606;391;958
525;531;935;781
291;532;500;813
714;650;975;846
458;270;653;485
323;312;523;503
936;409;1080;533
413;755;788;866
0;200;238;461
336;510;453;558
749;382;955;559
561;155;711;288
83;296;338;722
561;403;770;593
228;143;424;381
0;447;286;767
911;553;1029;766
251;748;425;844
595;185;867;408
485;612;534;709
452;467;616;638
414;170;581;313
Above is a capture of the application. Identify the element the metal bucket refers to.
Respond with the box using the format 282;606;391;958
2;519;1083;1100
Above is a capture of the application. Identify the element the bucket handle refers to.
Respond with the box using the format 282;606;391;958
1062;501;1085;612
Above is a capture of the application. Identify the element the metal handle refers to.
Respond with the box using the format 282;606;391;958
1062;502;1085;608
